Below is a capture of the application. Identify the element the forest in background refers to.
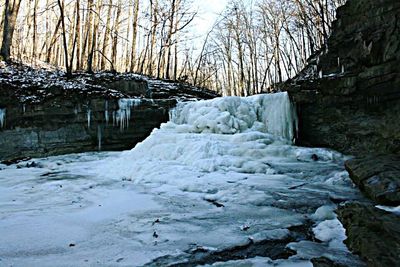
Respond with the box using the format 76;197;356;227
0;0;345;96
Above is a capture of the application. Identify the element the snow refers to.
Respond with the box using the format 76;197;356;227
376;205;400;215
313;219;347;249
0;108;5;128
0;93;365;266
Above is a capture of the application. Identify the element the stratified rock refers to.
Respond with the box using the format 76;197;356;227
337;203;400;267
345;155;400;205
287;0;400;156
0;66;219;161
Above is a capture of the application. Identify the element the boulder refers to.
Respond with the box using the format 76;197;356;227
345;155;400;205
337;203;400;267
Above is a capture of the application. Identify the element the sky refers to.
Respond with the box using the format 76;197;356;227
193;0;228;37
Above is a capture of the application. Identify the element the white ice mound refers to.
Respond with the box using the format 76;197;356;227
170;92;298;141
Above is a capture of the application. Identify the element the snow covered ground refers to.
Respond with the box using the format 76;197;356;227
0;93;365;266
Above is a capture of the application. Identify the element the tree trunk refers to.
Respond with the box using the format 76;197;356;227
129;0;139;72
1;0;22;61
57;0;72;78
110;0;121;71
100;0;112;70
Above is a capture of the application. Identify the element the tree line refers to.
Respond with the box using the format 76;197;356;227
197;0;345;96
0;0;345;95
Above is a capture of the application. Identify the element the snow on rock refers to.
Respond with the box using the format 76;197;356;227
313;219;347;249
376;205;400;215
0;108;5;128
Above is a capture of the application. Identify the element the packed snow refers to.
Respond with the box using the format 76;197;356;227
0;93;365;266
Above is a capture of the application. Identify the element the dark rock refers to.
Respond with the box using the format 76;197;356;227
145;237;296;267
287;0;400;156
337;203;400;267
1;156;32;166
0;67;219;161
345;155;400;205
311;257;347;267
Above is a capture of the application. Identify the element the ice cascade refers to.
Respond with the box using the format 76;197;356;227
170;92;298;141
0;108;5;128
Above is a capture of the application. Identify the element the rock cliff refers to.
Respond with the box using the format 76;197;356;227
287;0;400;156
0;64;218;161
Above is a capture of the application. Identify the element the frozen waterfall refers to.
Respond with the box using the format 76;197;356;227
170;92;298;141
0;92;364;267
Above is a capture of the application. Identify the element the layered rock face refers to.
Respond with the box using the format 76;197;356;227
286;2;400;265
0;67;218;161
288;0;400;156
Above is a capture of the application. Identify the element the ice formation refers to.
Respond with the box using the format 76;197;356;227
104;100;109;125
97;125;102;151
170;92;298;141
0;108;6;128
0;92;364;266
113;98;142;130
87;108;91;128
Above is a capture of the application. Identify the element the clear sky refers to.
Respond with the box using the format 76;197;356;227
193;0;228;37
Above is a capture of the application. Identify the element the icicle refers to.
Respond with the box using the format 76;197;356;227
97;125;102;151
22;104;26;114
258;92;298;141
337;57;340;67
341;65;345;74
115;99;142;131
0;108;6;128
319;70;323;78
87;109;91;128
105;100;109;125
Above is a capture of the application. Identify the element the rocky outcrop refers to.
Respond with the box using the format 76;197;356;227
345;155;400;205
287;0;400;156
0;64;219;161
337;203;400;267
